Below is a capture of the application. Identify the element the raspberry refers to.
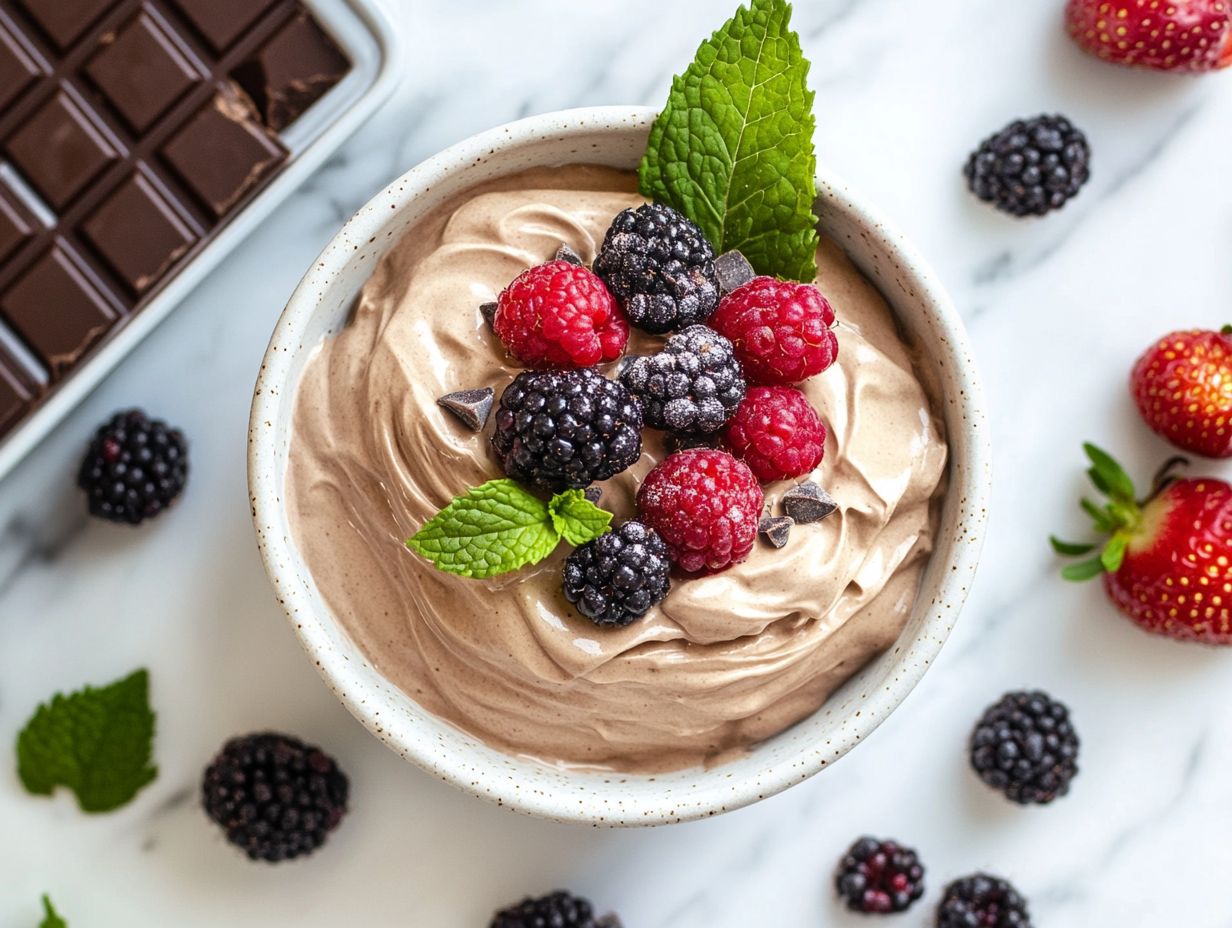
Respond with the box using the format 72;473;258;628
835;836;926;915
937;874;1033;928
637;449;763;574
201;732;349;863
493;260;628;369
619;325;746;435
562;521;671;627
594;202;719;334
965;114;1090;218
723;386;826;482
77;409;189;524
709;277;838;385
491;369;642;490
970;691;1079;806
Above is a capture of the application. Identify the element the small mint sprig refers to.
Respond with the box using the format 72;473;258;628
407;479;613;578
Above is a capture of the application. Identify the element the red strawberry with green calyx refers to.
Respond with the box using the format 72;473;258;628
1052;443;1232;645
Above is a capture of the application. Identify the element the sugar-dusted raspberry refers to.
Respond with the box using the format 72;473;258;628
637;449;764;574
723;386;826;482
493;260;628;369
709;277;838;385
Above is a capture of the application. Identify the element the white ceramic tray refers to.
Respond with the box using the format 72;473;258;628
0;0;401;482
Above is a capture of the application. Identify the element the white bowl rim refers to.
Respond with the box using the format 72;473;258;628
249;105;992;825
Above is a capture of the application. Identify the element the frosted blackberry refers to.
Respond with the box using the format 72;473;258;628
491;891;615;928
835;836;925;914
77;409;188;524
970;690;1079;805
594;202;719;334
201;732;349;863
619;325;745;435
964;114;1091;217
563;521;671;627
492;369;642;490
937;874;1032;928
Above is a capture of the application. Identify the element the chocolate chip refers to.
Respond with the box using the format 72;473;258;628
759;515;793;549
782;482;838;524
555;243;583;265
480;301;498;326
584;486;603;505
715;250;755;295
436;387;494;431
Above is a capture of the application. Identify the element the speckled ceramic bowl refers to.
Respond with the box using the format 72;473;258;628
249;106;991;826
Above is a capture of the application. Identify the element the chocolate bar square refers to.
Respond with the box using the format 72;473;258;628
0;21;42;114
0;243;118;378
82;169;198;295
85;9;201;133
0;340;37;434
5;89;121;210
15;0;118;50
0;183;37;265
167;0;280;53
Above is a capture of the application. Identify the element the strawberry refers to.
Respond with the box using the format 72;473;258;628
1053;444;1232;645
1066;0;1232;73
1131;327;1232;458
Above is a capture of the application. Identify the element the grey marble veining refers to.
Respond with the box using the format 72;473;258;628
3;0;1232;924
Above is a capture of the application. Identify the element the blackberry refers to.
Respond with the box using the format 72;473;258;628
970;690;1079;805
563;521;671;628
202;732;349;863
77;409;188;524
491;891;616;928
594;202;719;334
835;836;926;915
937;874;1032;928
619;325;746;435
964;114;1091;217
492;369;642;490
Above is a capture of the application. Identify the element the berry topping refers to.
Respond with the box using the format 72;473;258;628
835;836;926;915
493;260;628;369
937;874;1033;928
637;449;764;574
782;481;839;523
563;521;672;627
619;325;747;435
77;409;188;525
491;891;615;928
492;369;642;491
724;386;826;482
709;277;838;386
594;202;720;334
964;115;1091;218
201;732;349;863
1067;0;1232;73
1131;327;1232;458
1053;444;1232;644
970;691;1080;806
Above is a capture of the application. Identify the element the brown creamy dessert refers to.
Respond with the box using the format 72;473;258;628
286;165;948;773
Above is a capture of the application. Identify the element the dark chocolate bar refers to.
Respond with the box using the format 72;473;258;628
0;0;351;434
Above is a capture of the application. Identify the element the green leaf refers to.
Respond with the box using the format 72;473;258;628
16;669;157;814
1080;498;1116;534
1083;443;1136;502
1101;535;1128;573
639;0;819;281
407;479;561;578
1061;556;1107;582
549;490;614;548
1050;536;1097;556
40;896;67;928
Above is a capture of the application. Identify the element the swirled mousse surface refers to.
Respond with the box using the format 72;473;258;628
285;165;949;773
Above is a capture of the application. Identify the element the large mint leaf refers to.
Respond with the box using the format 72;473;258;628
640;0;819;282
407;479;560;578
16;669;157;814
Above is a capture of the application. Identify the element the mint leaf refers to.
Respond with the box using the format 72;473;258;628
549;490;614;547
408;479;560;578
17;669;157;814
639;0;819;282
40;896;67;928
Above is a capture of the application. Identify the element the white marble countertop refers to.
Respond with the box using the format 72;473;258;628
4;0;1232;924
